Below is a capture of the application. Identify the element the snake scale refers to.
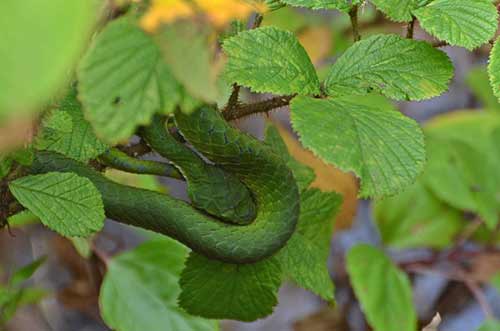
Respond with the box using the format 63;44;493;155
32;106;300;264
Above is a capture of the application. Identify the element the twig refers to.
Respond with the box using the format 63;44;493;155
117;140;151;157
223;95;296;121
432;40;449;48
252;13;263;29
349;5;361;42
223;13;263;117
407;266;493;318
406;16;416;39
225;83;241;112
433;39;496;48
462;274;494;318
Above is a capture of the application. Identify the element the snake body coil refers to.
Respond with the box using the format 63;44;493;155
33;107;300;264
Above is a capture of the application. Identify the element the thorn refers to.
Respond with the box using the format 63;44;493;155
6;221;15;237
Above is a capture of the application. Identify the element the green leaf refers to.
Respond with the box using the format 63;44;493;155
70;237;92;259
157;22;218;104
223;26;320;95
423;138;500;229
290;95;425;197
324;34;453;101
374;181;465;249
0;287;48;323
10;257;46;287
78;18;181;144
489;37;500;103
9;172;105;237
414;0;498;50
491;272;500;293
0;156;12;179
370;0;422;22
478;320;500;331
179;253;282;322
100;238;216;331
280;0;360;12
346;244;417;331
277;189;341;301
264;123;316;191
36;89;107;161
0;0;97;119
466;66;500;111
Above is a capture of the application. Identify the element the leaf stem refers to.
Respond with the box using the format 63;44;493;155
349;5;361;42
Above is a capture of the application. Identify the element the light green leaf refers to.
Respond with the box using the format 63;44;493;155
466;66;500;111
280;0;360;12
264;124;316;191
489;37;500;103
157;22;218;104
223;26;320;95
0;0;97;119
10;257;46;287
179;253;282;322
478;320;500;331
70;237;92;259
36;89;108;161
324;34;453;101
374;181;465;249
78;18;181;144
100;238;217;331
423;138;500;229
346;244;417;331
277;189;341;301
290;95;425;197
370;0;421;22
0;287;48;323
414;0;498;50
9;172;105;237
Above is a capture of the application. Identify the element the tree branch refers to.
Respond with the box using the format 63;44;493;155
223;95;296;121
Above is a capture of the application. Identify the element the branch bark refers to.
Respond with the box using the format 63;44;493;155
223;95;295;121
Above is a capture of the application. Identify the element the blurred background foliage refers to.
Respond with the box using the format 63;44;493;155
1;1;500;331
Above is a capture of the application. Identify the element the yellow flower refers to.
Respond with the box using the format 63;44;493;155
141;0;265;32
141;0;193;32
194;0;265;27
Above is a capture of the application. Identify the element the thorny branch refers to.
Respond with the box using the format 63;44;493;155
223;95;296;121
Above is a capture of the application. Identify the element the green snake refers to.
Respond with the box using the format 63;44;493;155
33;106;300;264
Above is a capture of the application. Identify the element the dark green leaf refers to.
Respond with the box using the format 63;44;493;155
179;253;282;322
